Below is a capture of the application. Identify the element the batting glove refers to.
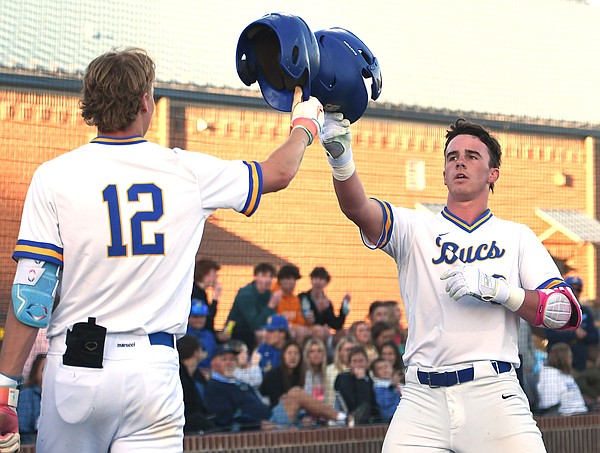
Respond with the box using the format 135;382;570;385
440;264;525;312
319;112;355;181
0;374;20;453
290;96;324;146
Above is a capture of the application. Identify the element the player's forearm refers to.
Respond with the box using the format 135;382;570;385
260;129;308;194
515;289;542;325
0;305;39;377
333;173;383;243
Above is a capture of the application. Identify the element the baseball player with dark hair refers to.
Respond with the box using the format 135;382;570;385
0;47;323;452
320;115;582;452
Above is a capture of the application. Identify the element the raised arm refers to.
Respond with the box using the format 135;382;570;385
260;87;324;194
321;113;383;244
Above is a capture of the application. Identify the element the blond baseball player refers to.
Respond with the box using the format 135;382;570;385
0;48;323;452
320;115;581;452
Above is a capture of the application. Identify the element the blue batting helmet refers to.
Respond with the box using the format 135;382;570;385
311;27;382;124
236;12;320;112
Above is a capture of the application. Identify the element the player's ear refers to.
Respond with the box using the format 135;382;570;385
487;167;499;185
140;92;149;113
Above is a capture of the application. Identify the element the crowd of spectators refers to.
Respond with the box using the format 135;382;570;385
12;262;600;443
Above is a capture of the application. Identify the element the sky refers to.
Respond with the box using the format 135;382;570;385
1;0;599;125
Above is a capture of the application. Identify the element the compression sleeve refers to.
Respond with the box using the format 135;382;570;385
12;259;60;328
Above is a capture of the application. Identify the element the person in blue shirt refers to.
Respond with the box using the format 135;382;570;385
370;357;401;422
257;315;290;375
17;353;46;444
187;299;218;371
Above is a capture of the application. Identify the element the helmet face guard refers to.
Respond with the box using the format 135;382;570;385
236;13;320;112
311;28;382;123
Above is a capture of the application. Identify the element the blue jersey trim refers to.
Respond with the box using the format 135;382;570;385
91;135;147;145
370;198;394;249
13;240;64;266
442;207;493;233
241;161;262;217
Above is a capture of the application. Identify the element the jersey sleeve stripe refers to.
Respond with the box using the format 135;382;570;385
241;161;263;217
538;278;566;290
13;240;63;265
371;198;394;249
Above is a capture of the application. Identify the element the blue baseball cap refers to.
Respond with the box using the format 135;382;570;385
213;343;240;357
190;299;209;317
565;276;583;288
263;314;289;331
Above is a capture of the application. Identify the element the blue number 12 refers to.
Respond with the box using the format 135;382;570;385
103;183;165;257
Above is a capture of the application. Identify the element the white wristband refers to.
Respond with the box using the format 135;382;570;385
503;286;525;312
332;159;356;181
0;374;18;388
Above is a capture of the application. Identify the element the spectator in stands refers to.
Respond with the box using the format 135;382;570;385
298;267;350;347
371;321;397;352
537;342;588;416
260;341;305;408
325;336;358;407
257;314;290;375
378;340;405;385
230;339;263;390
370;357;401;422
17;353;46;444
368;301;390;326
176;335;217;433
186;299;217;371
303;338;329;402
274;264;311;345
191;258;222;333
382;300;407;354
545;276;599;373
348;320;378;364
226;263;281;351
334;346;381;424
205;343;347;431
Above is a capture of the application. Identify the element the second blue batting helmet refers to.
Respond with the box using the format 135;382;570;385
311;28;382;124
236;12;320;112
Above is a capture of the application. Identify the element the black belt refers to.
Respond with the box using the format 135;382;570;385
417;361;511;387
148;332;175;348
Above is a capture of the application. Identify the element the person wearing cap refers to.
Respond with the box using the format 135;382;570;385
205;342;347;431
274;264;311;346
187;299;218;371
256;314;290;375
546;276;599;372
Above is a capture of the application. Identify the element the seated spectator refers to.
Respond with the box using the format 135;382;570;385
334;346;381;424
231;339;263;390
382;300;407;354
537;342;588;416
260;341;305;408
191;258;222;334
298;267;350;348
257;314;290;375
17;353;46;444
371;321;396;352
274;264;311;346
325;336;358;407
187;299;218;371
368;301;390;326
348;320;378;365
177;335;218;433
205;343;347;431
303;338;328;402
226;263;281;351
370;357;401;422
378;340;405;385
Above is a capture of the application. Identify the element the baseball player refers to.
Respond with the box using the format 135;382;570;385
0;48;323;452
320;115;582;452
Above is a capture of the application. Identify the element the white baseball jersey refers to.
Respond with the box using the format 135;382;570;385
13;136;262;339
364;202;564;368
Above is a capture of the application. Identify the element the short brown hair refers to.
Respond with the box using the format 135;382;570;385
194;258;221;282
80;48;155;133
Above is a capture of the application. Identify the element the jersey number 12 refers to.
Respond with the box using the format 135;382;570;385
103;183;164;257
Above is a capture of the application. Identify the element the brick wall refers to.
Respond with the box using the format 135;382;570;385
0;90;595;328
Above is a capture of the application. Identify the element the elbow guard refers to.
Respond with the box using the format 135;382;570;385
12;259;60;328
533;286;582;330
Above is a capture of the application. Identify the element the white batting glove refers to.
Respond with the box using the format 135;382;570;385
440;264;525;312
290;96;324;146
319;113;356;181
